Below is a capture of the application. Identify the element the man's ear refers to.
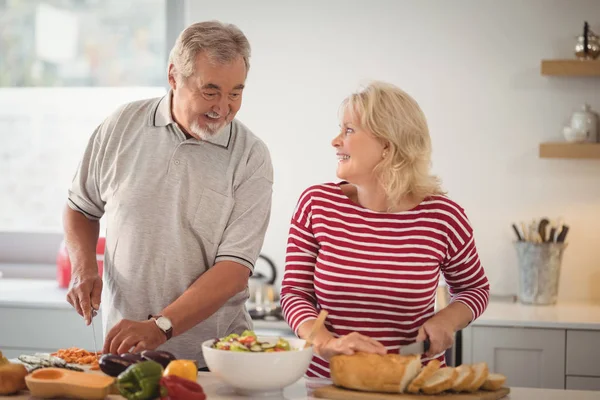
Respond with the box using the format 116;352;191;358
167;64;177;90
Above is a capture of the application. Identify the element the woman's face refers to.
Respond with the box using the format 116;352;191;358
332;107;386;185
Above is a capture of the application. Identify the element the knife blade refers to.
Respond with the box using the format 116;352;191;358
400;338;430;355
91;308;99;356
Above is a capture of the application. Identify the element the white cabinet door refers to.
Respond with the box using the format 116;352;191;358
566;376;600;391
464;326;565;389
0;307;103;354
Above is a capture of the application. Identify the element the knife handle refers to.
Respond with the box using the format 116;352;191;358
424;338;430;353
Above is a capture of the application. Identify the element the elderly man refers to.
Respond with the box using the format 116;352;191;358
64;21;273;369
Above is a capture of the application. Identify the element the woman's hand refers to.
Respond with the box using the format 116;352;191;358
315;332;387;361
415;313;455;357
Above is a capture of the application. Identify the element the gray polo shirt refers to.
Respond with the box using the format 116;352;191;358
68;91;273;367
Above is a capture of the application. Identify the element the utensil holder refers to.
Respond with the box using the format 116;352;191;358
514;242;567;305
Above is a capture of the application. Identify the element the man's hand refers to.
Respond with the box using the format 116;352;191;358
103;319;166;355
66;273;102;325
415;314;455;357
315;332;387;361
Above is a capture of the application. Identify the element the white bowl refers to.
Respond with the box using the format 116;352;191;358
202;336;313;395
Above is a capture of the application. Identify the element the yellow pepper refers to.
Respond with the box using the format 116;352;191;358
163;360;197;382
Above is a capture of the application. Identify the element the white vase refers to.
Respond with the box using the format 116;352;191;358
570;104;598;143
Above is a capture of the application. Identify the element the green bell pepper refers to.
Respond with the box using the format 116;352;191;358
117;360;164;400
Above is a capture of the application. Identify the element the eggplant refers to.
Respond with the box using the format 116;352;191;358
99;354;136;377
119;353;144;363
140;350;177;369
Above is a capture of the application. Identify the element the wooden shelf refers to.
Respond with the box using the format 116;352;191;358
540;59;600;76
539;142;600;159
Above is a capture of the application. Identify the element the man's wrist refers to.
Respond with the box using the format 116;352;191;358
148;314;173;340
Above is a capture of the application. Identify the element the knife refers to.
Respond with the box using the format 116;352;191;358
91;307;99;356
400;338;430;356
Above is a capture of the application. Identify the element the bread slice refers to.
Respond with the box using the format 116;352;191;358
464;362;489;392
330;353;422;393
406;359;441;393
482;373;507;391
451;364;475;392
421;367;458;395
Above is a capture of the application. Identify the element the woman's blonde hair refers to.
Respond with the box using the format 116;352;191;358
168;21;251;82
341;81;445;207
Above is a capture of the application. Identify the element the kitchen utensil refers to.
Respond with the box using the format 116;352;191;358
305;310;328;349
248;253;278;303
90;308;98;356
399;339;431;356
202;336;313;395
511;224;523;241
556;225;570;243
537;218;550;242
313;385;510;400
575;22;600;60
520;222;529;242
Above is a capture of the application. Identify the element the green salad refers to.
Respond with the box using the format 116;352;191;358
211;330;294;352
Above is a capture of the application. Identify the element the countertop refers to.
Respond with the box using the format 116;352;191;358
2;279;600;330
0;278;291;332
471;300;600;330
2;372;600;399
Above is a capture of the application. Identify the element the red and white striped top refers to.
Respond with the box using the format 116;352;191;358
280;182;490;378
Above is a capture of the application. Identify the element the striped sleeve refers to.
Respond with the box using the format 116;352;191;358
440;205;490;321
280;188;321;335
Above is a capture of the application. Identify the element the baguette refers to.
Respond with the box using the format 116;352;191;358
421;367;458;395
406;359;441;393
464;362;489;392
482;373;507;391
330;353;421;393
451;364;475;392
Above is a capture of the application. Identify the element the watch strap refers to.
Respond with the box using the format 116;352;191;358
148;314;173;340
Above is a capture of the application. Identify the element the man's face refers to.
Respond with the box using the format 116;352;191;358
169;52;246;139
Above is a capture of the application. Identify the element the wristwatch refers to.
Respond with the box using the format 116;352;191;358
148;314;173;340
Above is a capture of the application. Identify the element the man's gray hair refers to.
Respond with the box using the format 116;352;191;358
168;21;251;80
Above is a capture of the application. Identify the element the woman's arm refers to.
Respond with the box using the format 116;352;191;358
416;206;490;357
280;189;322;336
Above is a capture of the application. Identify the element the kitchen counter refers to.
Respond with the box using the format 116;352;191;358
2;278;600;329
472;300;600;330
2;372;600;399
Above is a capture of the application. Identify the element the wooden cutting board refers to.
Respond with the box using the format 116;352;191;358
313;385;510;400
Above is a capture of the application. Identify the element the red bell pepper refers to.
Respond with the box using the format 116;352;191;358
159;375;205;400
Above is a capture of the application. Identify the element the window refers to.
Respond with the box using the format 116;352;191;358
0;0;182;267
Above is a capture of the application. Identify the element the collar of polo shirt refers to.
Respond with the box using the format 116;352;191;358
150;89;232;148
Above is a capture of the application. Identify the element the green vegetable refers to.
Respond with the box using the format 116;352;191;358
230;342;250;352
222;333;239;341
276;338;291;351
240;330;256;338
117;360;164;400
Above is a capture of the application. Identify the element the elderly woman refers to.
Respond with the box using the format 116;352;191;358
280;81;490;378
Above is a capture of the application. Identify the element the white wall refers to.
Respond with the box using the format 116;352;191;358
186;0;600;303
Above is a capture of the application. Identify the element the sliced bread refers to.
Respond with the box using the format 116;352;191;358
451;364;475;392
330;353;422;393
420;367;458;395
481;373;507;391
464;362;489;392
406;359;441;393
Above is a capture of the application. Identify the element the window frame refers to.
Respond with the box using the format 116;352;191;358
0;0;185;277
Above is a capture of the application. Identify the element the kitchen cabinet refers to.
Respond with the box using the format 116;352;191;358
0;279;294;359
463;326;565;389
462;301;600;390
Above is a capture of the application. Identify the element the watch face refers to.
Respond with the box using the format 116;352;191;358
156;317;172;331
